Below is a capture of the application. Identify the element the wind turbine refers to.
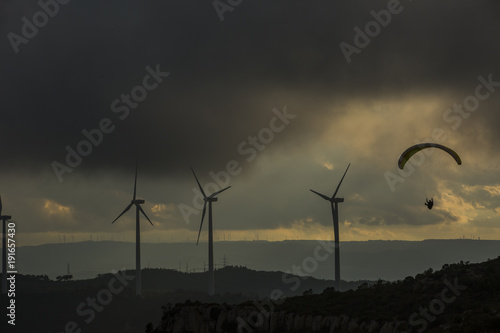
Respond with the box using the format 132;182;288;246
310;163;350;292
191;168;230;296
112;166;153;296
1;196;12;294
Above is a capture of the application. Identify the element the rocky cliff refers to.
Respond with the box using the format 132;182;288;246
156;303;409;333
154;257;500;333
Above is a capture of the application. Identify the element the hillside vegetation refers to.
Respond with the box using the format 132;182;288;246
155;257;500;332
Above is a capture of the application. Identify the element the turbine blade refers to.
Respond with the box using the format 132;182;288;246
196;203;207;245
133;164;138;201
209;186;231;198
310;189;331;201
332;163;351;199
138;205;153;226
191;167;207;198
112;203;133;223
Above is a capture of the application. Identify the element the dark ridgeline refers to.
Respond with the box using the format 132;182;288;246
11;265;349;333
9;240;500;332
155;257;500;332
15;256;499;332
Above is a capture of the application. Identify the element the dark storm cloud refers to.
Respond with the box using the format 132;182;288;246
1;0;499;184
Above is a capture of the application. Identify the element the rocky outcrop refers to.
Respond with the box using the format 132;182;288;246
157;303;409;333
156;258;500;332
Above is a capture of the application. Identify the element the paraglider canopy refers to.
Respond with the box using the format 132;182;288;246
398;143;462;170
398;143;462;210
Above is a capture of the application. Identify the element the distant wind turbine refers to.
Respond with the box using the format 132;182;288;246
310;163;350;292
112;166;153;296
1;196;12;294
191;168;230;296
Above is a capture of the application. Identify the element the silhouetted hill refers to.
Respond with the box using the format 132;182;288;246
3;265;369;333
14;265;368;296
155;256;500;332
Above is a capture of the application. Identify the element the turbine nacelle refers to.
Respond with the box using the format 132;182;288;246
310;163;350;202
0;195;11;220
112;166;153;226
191;167;230;246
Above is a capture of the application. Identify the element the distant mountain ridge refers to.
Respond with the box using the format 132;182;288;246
15;239;500;282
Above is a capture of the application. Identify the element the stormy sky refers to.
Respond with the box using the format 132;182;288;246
1;0;500;245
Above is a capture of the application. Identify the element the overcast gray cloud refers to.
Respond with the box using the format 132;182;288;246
0;0;499;244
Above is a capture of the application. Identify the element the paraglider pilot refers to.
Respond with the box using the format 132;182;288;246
425;198;434;210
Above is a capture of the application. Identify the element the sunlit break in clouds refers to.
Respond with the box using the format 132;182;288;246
0;0;499;245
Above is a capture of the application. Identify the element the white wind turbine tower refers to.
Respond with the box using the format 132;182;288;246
310;163;350;292
1;196;12;294
191;168;230;296
112;166;153;296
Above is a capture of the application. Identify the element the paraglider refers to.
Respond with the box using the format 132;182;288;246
398;143;461;170
425;198;434;209
398;143;461;209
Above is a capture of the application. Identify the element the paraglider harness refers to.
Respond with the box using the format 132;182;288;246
425;198;434;210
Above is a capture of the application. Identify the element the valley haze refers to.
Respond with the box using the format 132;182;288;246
16;239;499;282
